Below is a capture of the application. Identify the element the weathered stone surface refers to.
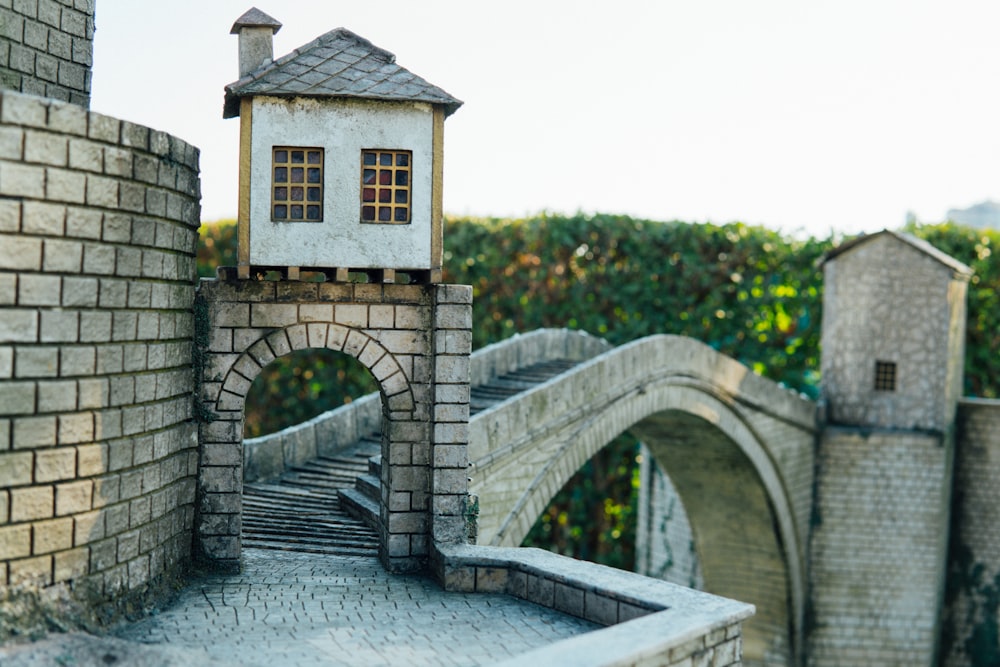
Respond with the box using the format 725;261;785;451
0;89;199;605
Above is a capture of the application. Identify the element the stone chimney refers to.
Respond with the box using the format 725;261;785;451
230;8;282;78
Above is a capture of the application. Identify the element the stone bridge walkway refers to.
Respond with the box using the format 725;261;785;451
3;548;598;667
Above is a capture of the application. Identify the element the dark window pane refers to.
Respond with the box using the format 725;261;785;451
307;187;321;202
291;151;304;163
378;206;391;221
394;207;408;222
363;152;377;166
307;151;321;164
274;167;287;182
274;150;287;163
274;187;287;201
307;168;321;183
396;153;409;167
274;205;287;219
291;167;304;183
291;187;304;201
361;205;375;220
362;188;376;202
379;189;391;203
379;153;392;166
395;190;408;204
395;171;408;186
306;205;321;220
379;170;391;185
290;205;303;219
363;169;376;184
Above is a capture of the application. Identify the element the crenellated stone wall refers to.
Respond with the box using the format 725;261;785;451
0;0;94;107
0;89;200;607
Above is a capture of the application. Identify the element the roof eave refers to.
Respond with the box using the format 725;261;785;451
223;89;462;119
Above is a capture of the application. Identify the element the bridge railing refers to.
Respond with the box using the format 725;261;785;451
243;328;610;482
468;333;816;467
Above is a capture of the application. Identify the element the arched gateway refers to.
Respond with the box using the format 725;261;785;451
194;279;472;573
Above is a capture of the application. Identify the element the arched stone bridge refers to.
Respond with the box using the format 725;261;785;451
467;333;816;666
243;328;817;666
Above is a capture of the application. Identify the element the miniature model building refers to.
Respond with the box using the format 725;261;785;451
820;229;973;432
224;8;462;280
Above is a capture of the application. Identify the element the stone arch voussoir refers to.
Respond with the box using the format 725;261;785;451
214;321;414;415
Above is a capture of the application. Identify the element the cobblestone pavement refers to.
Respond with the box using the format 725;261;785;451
114;548;599;666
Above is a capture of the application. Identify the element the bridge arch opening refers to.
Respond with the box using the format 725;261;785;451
632;410;793;667
236;344;382;557
242;347;378;438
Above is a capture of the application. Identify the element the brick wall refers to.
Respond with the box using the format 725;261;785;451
195;279;472;573
0;0;94;107
941;398;1000;666
808;427;953;666
0;90;200;604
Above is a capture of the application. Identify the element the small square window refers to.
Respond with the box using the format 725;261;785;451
272;147;323;222
360;149;411;224
874;360;896;392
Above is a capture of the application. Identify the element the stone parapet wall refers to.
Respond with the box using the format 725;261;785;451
941;398;1000;666
434;542;752;667
243;393;382;483
469;328;610;387
0;0;94;107
0;90;200;604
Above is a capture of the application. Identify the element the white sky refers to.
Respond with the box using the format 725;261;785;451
90;1;1000;237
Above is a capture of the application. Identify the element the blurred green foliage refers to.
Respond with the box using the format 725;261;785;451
442;214;829;396
197;215;1000;567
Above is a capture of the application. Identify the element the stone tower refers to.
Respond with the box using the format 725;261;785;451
819;230;971;432
808;230;973;666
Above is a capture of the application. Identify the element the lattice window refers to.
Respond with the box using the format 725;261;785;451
272;147;323;222
874;360;897;392
361;150;411;224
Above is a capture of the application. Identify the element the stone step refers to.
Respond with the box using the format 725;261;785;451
355;473;380;503
339;487;380;531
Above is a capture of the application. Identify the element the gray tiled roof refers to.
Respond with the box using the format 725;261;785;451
223;27;462;118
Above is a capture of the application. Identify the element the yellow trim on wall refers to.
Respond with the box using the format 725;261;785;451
431;106;444;274
237;98;253;279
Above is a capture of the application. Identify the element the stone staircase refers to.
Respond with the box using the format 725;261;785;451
241;358;582;555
